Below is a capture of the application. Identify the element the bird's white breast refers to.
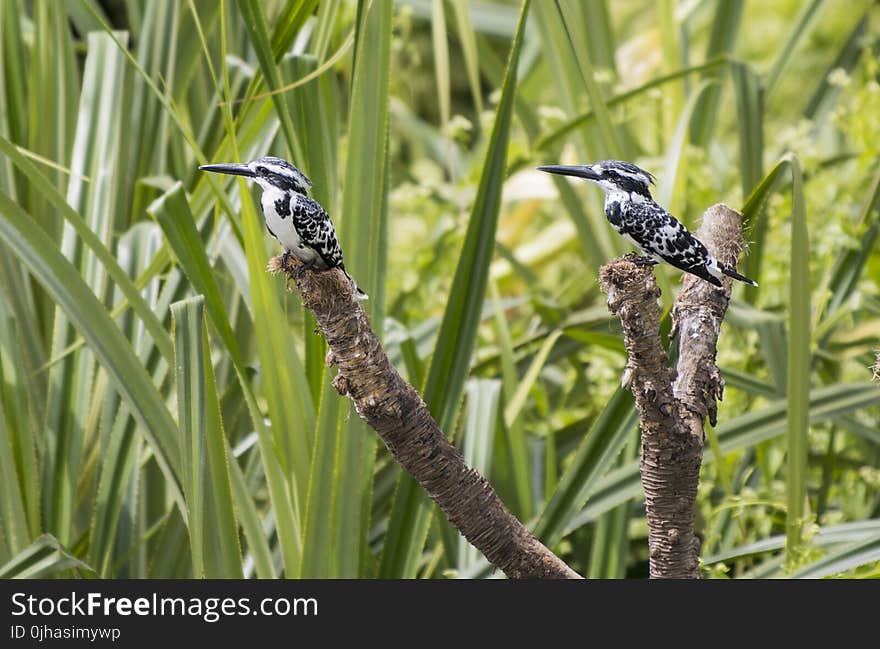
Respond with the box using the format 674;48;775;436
261;189;318;264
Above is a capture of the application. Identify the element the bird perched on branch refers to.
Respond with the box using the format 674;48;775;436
538;160;757;288
200;156;367;299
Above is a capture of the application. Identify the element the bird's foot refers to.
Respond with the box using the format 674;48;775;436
295;262;310;280
278;252;297;291
280;250;292;272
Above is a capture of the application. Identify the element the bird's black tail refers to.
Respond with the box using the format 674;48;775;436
720;264;758;287
341;267;369;300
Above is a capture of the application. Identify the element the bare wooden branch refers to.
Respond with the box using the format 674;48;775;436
270;255;581;579
598;203;749;579
672;204;750;428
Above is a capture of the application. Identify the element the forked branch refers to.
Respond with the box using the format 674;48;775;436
598;203;749;579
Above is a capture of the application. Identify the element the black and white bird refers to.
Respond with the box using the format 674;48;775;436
538;160;757;288
200;156;367;299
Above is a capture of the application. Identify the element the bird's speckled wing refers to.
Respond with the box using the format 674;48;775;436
291;195;345;270
618;200;721;286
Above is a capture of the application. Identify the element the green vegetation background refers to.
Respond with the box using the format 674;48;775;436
0;0;878;579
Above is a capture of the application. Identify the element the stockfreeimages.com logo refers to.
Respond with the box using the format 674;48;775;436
11;591;318;624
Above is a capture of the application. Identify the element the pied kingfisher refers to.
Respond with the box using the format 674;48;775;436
200;156;367;299
539;160;758;288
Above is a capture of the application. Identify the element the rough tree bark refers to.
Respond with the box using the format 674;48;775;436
269;255;581;579
598;203;750;579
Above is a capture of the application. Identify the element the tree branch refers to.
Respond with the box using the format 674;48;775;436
270;255;581;579
598;203;748;579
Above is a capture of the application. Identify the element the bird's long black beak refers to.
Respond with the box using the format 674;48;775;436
199;162;255;178
537;164;600;180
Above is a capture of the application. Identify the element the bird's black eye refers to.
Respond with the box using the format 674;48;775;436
256;166;267;175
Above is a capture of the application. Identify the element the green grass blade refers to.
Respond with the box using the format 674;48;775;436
550;0;624;158
535;58;731;153
0;534;96;579
689;0;743;146
588;430;637;580
238;181;312;549
227;444;277;578
456;379;501;570
323;0;394;578
764;0;826;97
26;0;78;237
802;12;868;121
234;0;301;157
174;297;207;576
790;533;880;579
785;154;810;567
819;165;880;323
340;0;392;312
423;0;529;450
741;158;790;288
535;387;637;545
270;0;320;59
731;62;764;199
578;0;616;75
564;383;878;535
431;0;453;176
706;520;880;565
299;382;345;578
502;329;563;518
449;0;484;116
173;296;243;577
380;0;531;578
503;330;563;428
0;306;40;560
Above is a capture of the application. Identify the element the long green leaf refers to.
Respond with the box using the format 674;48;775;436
449;0;484;116
0;307;39;560
791;533;880;579
732;62;764;200
238;182;311;570
456;378;501;570
324;0;394;578
0;534;95;579
535;387;636;545
550;0;624;158
234;0;301;157
173;296;243;578
689;0;743;146
785;154;810;565
43;30;129;542
564;383;879;536
502;329;563;518
706;520;880;564
380;0;532;578
764;0;826;96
